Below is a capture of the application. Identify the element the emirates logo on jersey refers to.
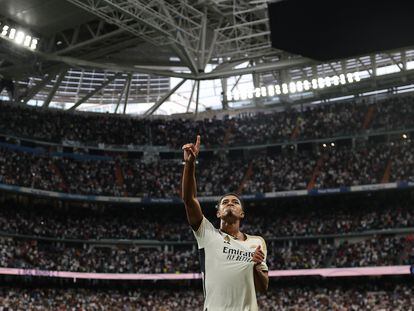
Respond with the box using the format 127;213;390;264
223;246;254;262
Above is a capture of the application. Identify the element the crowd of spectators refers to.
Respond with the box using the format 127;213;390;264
269;235;413;270
0;238;199;274
314;143;391;188
1;283;413;310
297;101;367;140
0;94;413;148
333;236;413;268
246;150;316;192
0;287;205;310
1;139;414;197
258;283;414;310
391;142;414;182
0;233;412;273
0;105;150;146
244;196;414;238
1;191;414;241
0;147;250;197
371;95;414;131
269;241;335;270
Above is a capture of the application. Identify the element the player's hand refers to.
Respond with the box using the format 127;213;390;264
252;245;265;266
182;135;200;163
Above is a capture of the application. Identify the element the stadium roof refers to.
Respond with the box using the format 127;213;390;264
1;0;414;116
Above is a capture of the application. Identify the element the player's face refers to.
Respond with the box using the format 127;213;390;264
216;195;244;220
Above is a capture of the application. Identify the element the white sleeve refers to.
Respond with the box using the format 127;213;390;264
192;216;217;248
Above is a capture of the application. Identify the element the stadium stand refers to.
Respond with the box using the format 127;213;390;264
0;278;413;310
2;0;414;309
0;95;413;148
0;138;413;197
1;190;414;240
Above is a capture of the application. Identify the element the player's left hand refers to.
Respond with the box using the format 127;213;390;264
252;245;265;265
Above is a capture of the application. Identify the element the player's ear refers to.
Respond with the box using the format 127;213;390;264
216;205;221;218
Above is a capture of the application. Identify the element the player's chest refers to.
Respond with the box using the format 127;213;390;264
207;234;257;265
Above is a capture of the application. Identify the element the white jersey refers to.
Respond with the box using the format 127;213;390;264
193;216;268;311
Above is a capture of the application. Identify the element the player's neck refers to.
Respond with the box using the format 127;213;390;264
220;221;243;240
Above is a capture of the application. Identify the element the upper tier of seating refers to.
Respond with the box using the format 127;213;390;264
0;94;413;148
0;139;412;197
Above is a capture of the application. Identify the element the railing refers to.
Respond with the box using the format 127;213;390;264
1;126;413;153
0;181;413;204
0;266;410;281
1;227;413;245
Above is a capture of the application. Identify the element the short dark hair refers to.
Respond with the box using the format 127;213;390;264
216;192;244;211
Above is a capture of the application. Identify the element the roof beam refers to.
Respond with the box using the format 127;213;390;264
66;0;162;46
194;80;200;117
114;77;129;113
159;1;199;73
197;57;315;80
186;80;197;113
144;78;187;116
68;73;123;111
38;52;193;79
20;71;59;105
42;70;68;108
123;74;132;114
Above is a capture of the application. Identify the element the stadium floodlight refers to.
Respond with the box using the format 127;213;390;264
296;81;303;92
0;23;38;50
267;85;275;96
354;72;361;82
289;82;296;93
23;35;31;47
233;90;240;100
8;28;16;39
322;143;327;148
311;79;318;89
15;31;25;44
247;89;254;99
332;75;340;86
325;77;332;87
260;86;267;97
303;80;310;91
275;85;281;95
1;25;9;36
282;83;289;94
339;74;346;84
317;77;325;89
402;133;408;139
331;142;335;147
30;38;38;50
346;73;354;83
255;87;261;98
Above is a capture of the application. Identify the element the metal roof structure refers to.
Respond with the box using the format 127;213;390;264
1;0;414;116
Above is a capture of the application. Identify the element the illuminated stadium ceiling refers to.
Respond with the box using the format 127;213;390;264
1;0;414;115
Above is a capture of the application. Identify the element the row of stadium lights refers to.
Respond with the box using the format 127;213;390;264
322;134;409;149
1;24;38;50
229;72;361;101
322;142;336;148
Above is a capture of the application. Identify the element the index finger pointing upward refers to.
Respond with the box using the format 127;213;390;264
195;135;201;149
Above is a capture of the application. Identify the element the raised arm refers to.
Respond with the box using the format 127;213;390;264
181;135;203;231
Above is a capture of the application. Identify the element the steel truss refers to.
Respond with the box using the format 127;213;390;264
3;1;414;114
